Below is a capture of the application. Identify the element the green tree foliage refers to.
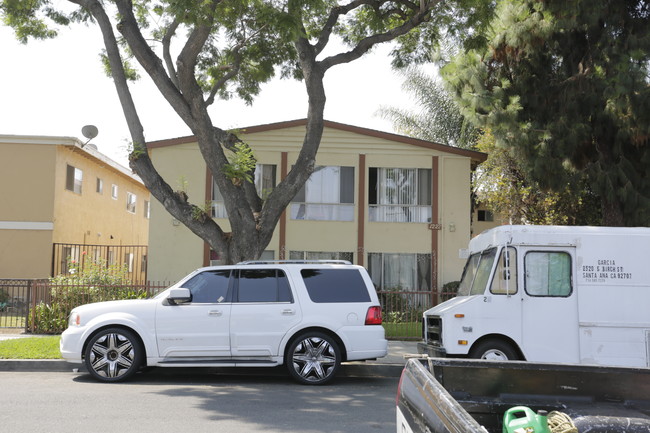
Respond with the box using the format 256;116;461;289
1;0;488;263
474;130;601;225
377;67;479;148
444;0;650;226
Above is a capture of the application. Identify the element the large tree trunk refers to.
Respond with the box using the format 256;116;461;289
75;0;436;265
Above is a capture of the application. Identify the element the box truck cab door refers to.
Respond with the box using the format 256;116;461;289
520;247;579;363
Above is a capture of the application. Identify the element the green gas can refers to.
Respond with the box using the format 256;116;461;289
503;407;551;433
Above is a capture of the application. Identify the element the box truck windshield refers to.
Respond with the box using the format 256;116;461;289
457;247;497;296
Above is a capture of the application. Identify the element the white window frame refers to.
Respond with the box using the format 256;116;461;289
369;167;432;223
124;252;134;273
111;184;118;200
65;164;83;194
367;252;432;293
126;192;137;214
290;166;355;221
289;251;353;262
96;178;103;194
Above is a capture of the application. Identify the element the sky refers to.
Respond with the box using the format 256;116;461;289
0;19;423;167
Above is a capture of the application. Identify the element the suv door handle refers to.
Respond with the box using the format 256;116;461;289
282;309;295;316
209;310;223;316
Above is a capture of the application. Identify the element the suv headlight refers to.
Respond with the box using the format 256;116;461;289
68;312;81;327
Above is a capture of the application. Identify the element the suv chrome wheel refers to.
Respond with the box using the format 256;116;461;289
287;332;341;385
84;328;143;382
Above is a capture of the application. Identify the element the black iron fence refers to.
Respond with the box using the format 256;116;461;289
52;243;149;284
377;287;458;340
1;279;459;339
0;280;45;329
0;279;169;332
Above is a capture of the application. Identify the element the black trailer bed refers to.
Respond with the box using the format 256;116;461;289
414;358;650;433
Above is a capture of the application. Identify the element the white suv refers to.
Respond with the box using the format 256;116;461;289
60;261;387;385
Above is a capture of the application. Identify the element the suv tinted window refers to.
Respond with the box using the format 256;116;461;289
184;270;231;303
236;269;293;303
301;269;371;303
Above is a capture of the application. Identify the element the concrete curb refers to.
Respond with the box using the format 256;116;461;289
0;359;80;372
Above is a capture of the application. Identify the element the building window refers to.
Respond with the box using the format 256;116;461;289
111;184;118;200
61;246;81;274
124;252;134;272
96;178;103;194
126;192;136;213
290;166;354;221
368;168;431;223
209;249;274;266
255;164;276;200
144;200;150;219
65;165;83;194
367;253;432;293
289;251;353;262
212;164;276;219
141;254;148;274
478;210;494;222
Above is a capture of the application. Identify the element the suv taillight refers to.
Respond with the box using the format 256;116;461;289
365;306;382;325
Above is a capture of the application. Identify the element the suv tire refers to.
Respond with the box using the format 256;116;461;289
286;332;341;385
84;328;143;382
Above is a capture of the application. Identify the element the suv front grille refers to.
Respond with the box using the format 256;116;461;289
423;316;442;346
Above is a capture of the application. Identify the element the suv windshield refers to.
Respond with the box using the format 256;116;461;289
457;248;497;296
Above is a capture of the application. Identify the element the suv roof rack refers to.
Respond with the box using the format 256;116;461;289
237;260;352;265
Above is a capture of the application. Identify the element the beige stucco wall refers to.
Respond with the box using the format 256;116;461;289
0;140;57;222
148;123;478;286
0;230;53;278
472;204;508;237
147;142;207;282
0;135;149;279
52;146;150;247
439;157;472;284
0;139;57;278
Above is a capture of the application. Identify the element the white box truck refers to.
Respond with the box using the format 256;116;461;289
418;225;650;367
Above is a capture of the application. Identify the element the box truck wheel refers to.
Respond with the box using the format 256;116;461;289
469;339;520;361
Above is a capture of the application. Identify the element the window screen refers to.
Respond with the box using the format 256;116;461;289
301;269;371;303
525;252;572;297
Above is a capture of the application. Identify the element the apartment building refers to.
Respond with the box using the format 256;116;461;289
0;135;150;281
146;119;487;292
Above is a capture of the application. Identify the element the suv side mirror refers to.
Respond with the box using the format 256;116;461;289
167;288;191;305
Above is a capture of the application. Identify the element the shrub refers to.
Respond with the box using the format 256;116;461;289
440;280;460;302
28;302;68;334
30;256;149;334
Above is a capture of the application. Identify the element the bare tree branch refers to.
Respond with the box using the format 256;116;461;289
162;18;181;88
70;0;229;255
114;0;194;127
321;0;437;70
